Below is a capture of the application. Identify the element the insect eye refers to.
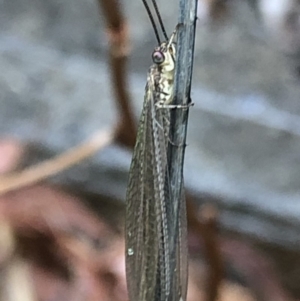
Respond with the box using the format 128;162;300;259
152;51;165;64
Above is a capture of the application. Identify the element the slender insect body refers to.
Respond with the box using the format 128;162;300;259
126;19;187;301
125;1;193;301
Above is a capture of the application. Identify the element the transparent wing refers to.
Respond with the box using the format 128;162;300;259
161;130;188;301
125;67;188;301
125;91;157;301
125;72;170;301
159;92;188;301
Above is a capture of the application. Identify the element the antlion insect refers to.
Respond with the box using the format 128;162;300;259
125;1;188;301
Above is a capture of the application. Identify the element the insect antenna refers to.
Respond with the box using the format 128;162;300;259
142;0;161;44
151;0;169;41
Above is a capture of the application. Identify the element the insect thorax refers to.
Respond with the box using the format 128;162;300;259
152;41;176;105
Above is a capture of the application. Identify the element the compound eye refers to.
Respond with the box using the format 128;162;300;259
152;50;165;64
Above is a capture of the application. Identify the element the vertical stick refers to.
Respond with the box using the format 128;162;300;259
167;0;198;300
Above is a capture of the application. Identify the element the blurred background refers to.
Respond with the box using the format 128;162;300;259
1;0;300;300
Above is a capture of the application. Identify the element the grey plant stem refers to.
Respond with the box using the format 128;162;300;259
166;0;198;293
168;0;198;208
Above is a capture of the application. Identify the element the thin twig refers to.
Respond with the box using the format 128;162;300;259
186;198;223;301
167;0;198;198
165;0;198;298
0;1;135;195
0;129;114;196
97;0;137;149
199;204;223;301
221;238;294;301
207;0;229;21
